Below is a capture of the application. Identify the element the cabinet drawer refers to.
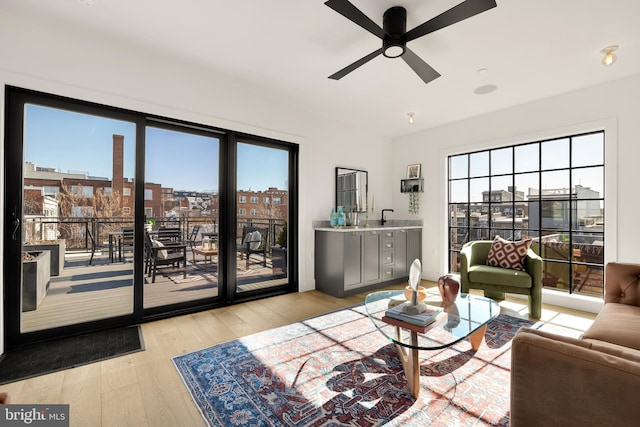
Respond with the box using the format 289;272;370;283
383;251;394;265
383;231;394;239
383;240;394;250
383;267;394;280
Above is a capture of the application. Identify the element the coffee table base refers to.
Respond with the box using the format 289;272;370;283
393;324;488;398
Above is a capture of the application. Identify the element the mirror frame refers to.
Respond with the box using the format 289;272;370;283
335;167;368;213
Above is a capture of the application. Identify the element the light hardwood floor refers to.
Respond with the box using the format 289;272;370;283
2;282;596;427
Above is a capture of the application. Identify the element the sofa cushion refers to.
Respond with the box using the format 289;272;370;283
468;265;532;288
486;236;532;271
582;303;640;351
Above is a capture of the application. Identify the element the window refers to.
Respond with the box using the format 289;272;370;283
448;131;605;298
274;197;281;204
123;187;131;196
239;208;246;215
71;185;93;198
250;196;259;203
263;197;270;203
144;189;153;201
71;206;94;217
239;196;246;203
250;209;258;216
43;186;59;197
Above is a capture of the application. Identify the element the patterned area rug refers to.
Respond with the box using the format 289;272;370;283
173;305;536;426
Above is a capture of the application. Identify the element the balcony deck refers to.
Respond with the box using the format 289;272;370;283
21;248;286;333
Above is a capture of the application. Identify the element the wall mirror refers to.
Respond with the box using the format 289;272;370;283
335;167;368;213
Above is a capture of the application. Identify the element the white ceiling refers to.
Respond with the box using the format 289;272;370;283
2;0;640;139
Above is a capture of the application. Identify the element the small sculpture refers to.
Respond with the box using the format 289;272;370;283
402;259;428;315
438;274;460;304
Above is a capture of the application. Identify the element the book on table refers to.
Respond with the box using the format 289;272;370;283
385;301;444;326
381;314;446;334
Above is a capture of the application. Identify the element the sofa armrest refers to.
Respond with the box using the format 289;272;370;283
510;327;640;427
605;262;640;306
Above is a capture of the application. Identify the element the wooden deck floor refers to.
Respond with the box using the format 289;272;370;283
22;250;286;333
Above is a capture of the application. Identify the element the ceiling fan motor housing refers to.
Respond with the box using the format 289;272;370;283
383;6;407;58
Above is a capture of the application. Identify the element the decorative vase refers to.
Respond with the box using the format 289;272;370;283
404;285;428;303
438;274;460;304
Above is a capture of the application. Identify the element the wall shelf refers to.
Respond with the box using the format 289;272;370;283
400;178;424;193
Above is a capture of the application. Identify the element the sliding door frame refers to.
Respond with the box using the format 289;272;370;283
4;87;144;346
4;86;299;347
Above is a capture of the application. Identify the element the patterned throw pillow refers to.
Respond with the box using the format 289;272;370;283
486;236;532;271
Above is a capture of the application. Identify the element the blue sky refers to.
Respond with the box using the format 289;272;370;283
24;104;288;192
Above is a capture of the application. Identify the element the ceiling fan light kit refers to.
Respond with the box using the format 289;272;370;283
382;6;407;58
325;0;497;84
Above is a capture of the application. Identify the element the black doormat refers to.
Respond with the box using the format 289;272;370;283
0;325;144;385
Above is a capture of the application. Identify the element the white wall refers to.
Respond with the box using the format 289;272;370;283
0;12;394;354
392;73;640;311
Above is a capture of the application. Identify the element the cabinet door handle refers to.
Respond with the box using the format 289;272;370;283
370;231;377;235
351;232;358;236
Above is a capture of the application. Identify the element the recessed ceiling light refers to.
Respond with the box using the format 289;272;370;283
474;84;498;95
407;112;415;124
601;45;618;66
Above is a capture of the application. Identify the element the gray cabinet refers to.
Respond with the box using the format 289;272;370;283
315;227;421;298
407;228;421;266
363;231;381;286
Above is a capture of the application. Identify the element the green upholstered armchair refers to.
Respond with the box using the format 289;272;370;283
460;240;542;319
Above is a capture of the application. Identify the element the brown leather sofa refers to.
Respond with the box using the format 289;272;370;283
510;262;640;427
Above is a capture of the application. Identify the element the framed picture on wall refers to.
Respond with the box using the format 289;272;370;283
407;163;421;179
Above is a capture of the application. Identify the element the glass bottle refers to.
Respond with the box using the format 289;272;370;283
330;208;338;227
337;206;345;226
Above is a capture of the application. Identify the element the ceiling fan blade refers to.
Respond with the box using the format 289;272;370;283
405;0;497;42
324;0;385;39
329;48;384;80
401;47;441;84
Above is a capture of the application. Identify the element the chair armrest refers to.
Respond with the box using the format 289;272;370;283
460;241;492;292
523;249;542;292
605;262;640;306
460;244;472;292
511;327;640;427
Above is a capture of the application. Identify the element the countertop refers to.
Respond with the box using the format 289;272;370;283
315;225;422;232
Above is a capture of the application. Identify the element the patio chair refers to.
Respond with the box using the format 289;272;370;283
144;231;187;283
237;226;268;268
186;225;201;248
156;226;181;243
119;227;135;261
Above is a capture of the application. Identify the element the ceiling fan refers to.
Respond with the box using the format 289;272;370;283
324;0;497;83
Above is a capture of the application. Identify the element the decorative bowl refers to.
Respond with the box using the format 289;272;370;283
404;285;428;303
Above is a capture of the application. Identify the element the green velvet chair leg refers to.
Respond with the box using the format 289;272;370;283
484;290;506;301
529;288;542;320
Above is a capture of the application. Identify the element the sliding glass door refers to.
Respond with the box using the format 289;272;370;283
234;141;290;294
4;91;138;343
143;124;221;309
4;86;297;347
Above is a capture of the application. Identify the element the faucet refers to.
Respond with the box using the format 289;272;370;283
381;209;394;226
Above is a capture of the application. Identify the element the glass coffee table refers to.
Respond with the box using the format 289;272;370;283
365;289;500;397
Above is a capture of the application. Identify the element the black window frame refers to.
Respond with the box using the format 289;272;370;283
447;130;605;298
